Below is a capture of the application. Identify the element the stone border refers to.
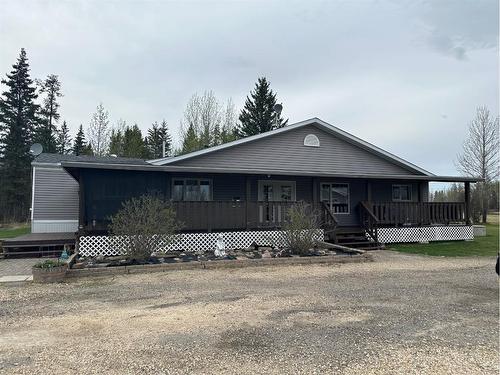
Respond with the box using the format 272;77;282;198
66;253;373;278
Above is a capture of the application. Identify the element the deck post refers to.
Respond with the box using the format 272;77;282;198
245;176;251;229
464;181;471;225
366;181;372;203
78;171;85;234
312;177;319;207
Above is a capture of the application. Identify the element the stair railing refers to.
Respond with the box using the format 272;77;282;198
359;202;379;243
321;201;339;242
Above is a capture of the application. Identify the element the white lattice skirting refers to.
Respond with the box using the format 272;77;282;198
78;229;324;257
377;225;474;244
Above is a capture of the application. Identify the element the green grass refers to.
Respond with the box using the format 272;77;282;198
390;223;499;257
0;225;30;239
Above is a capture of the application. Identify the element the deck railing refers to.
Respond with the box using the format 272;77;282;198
365;201;467;226
171;201;301;231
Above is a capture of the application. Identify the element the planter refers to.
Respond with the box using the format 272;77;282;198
32;264;68;283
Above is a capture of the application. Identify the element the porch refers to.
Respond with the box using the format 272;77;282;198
170;200;469;230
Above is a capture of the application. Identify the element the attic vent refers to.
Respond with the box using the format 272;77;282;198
304;134;320;147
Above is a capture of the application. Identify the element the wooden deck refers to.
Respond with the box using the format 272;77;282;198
1;232;76;257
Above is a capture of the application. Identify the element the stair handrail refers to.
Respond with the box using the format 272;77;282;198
321;201;338;229
359;201;379;243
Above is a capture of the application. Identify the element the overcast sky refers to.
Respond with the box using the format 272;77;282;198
1;0;498;178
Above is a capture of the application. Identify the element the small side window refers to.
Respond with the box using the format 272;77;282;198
392;184;412;201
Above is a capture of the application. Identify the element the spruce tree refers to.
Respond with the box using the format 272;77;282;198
56;120;72;154
35;74;62;153
237;77;288;137
181;123;199;154
73;124;91;155
146;120;172;159
122;124;146;158
0;48;40;221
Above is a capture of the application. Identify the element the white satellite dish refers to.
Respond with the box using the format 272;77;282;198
30;143;43;156
273;103;283;115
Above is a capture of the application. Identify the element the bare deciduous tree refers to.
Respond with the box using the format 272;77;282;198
456;106;499;223
179;91;238;154
87;103;110;156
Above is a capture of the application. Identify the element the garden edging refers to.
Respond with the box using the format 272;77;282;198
66;253;373;278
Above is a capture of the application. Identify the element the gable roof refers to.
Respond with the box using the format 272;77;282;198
148;118;433;176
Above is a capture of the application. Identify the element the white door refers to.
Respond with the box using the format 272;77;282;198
320;183;350;214
258;180;296;222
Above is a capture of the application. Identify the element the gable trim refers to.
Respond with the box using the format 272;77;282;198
148;117;433;176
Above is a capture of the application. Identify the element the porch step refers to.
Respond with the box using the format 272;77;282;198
331;226;381;250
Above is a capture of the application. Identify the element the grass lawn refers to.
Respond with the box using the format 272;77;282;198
390;222;499;257
0;224;30;239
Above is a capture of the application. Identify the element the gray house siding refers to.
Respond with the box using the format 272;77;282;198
171;125;421;176
32;166;79;233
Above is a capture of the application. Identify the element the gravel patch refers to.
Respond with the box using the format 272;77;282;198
0;250;497;374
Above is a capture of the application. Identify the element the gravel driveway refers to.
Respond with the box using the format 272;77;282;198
0;251;497;374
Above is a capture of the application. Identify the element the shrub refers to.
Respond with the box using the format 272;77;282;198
281;202;321;256
109;195;182;260
33;259;65;269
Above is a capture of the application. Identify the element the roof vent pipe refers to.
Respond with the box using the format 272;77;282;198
162;140;166;158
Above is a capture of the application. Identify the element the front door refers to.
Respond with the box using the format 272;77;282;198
258;180;296;223
321;183;350;214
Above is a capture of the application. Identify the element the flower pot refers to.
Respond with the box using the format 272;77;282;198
32;264;67;283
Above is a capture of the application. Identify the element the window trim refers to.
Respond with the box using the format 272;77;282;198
171;178;213;201
392;184;412;202
320;182;350;215
257;180;297;202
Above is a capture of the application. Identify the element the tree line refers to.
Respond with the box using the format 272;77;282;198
0;49;287;222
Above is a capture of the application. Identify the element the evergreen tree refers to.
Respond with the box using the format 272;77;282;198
0;49;40;221
146;120;172;159
108;119;126;156
181;123;199;154
122;124;146;158
35;74;62;153
56;120;72;154
237;77;287;137
73;124;92;155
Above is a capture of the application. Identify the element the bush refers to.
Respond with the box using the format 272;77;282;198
281;202;321;256
109;195;182;260
33;259;65;269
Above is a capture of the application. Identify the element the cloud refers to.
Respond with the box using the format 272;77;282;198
0;0;497;176
427;32;467;61
413;0;498;60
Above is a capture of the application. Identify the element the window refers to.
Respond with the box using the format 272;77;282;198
392;184;412;201
321;183;350;214
172;178;212;201
304;134;320;147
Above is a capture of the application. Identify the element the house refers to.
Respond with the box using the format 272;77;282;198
31;118;479;250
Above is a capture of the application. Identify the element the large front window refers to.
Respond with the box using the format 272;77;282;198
172;179;212;201
321;183;350;213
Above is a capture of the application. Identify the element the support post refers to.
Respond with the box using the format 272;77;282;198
245;176;251;229
312;177;319;208
464;181;471;225
78;171;85;234
366;181;372;203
